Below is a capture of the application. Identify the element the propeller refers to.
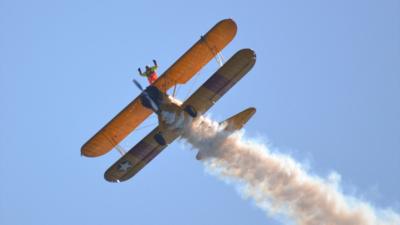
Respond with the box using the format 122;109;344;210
132;79;160;113
133;79;144;91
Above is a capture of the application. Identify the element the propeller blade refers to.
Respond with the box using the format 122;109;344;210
133;79;160;113
132;79;144;91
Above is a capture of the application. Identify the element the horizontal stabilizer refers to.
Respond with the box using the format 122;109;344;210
195;107;256;160
222;107;256;132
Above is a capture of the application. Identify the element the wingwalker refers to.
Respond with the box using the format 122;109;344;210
81;19;257;182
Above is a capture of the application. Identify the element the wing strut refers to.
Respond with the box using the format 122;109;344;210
115;144;126;156
200;35;225;67
215;52;225;67
172;84;177;97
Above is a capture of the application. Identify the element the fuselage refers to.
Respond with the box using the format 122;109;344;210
140;85;192;144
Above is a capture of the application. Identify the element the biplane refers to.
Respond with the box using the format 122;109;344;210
81;19;257;182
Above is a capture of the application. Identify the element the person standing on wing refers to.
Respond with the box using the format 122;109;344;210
138;59;158;84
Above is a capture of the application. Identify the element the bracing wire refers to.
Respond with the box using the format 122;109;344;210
135;122;158;132
184;69;202;100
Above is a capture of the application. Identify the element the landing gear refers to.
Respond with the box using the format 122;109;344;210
184;105;197;118
154;132;166;146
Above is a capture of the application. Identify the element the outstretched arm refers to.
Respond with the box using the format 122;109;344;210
138;68;145;76
151;60;158;71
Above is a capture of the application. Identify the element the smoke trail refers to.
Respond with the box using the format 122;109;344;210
180;116;400;225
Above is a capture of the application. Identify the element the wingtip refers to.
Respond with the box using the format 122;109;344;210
80;142;110;158
222;18;236;25
80;146;87;157
80;145;93;158
247;107;256;115
215;18;237;37
104;169;127;183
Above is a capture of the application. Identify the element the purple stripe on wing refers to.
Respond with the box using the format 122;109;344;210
128;140;153;159
203;73;231;96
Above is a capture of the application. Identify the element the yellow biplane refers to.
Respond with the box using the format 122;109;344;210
81;19;257;182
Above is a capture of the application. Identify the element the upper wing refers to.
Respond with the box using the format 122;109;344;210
104;126;179;182
81;19;237;157
152;19;237;92
182;49;256;114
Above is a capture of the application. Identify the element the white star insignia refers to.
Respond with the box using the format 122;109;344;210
117;160;132;172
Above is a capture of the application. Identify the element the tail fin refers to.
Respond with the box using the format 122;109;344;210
195;107;256;160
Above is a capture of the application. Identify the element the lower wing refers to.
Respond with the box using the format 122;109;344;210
182;48;256;114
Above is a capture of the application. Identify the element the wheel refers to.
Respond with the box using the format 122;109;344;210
154;133;166;146
184;105;197;118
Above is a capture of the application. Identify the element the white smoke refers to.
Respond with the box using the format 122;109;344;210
180;116;400;225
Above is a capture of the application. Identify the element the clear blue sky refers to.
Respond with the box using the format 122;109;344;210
1;0;399;224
